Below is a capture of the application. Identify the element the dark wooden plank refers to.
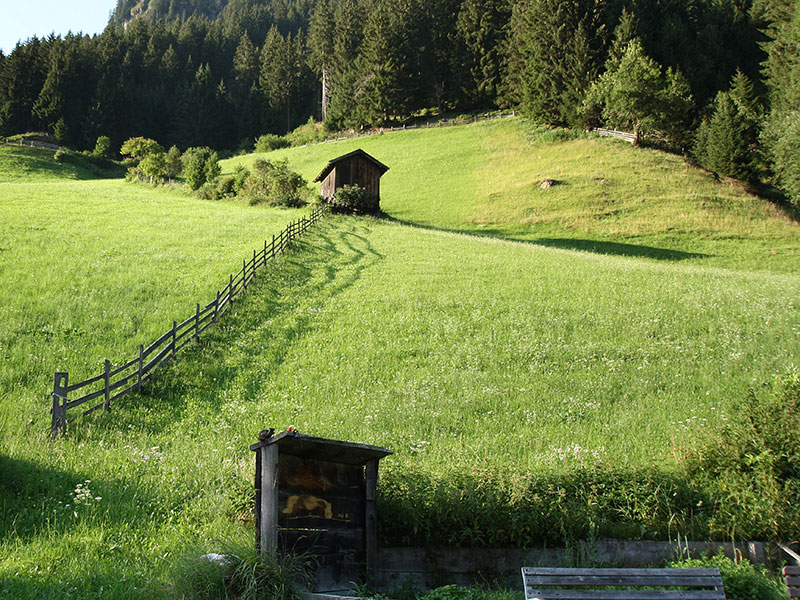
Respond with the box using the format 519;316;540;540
259;444;279;554
788;589;800;598
365;459;378;586
142;327;173;358
785;567;800;576
108;355;139;377
523;590;725;600
278;491;365;529
64;386;105;409
524;576;723;587
79;401;106;418
109;381;139;402
279;527;364;556
278;454;365;494
65;370;105;393
522;569;722;577
108;370;137;392
785;576;800;586
142;343;172;374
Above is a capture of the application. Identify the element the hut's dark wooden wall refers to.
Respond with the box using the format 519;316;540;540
321;155;383;201
278;454;367;589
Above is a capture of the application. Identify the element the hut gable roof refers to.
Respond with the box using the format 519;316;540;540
313;149;390;182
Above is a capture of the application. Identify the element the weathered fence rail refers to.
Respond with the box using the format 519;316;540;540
296;112;517;148
50;205;327;436
592;127;636;143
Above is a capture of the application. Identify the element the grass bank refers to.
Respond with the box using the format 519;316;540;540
224;118;800;273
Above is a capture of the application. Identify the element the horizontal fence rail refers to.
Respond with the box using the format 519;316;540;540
295;112;517;148
592;128;636;144
50;205;327;436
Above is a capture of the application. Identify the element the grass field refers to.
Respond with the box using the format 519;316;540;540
1;125;799;599
225;118;800;273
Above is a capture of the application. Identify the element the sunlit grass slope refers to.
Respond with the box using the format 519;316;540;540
224;118;800;272
3;214;799;598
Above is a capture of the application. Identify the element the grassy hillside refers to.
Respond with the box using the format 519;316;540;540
1;131;799;598
224;118;800;272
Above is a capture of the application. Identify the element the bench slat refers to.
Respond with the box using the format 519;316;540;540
524;590;726;600
784;567;800;575
786;577;800;586
525;575;723;587
788;590;800;598
523;568;722;577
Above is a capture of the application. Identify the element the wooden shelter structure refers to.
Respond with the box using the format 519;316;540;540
313;149;389;204
250;429;392;593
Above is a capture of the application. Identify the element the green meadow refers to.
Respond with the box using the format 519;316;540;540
1;120;799;599
225;118;800;273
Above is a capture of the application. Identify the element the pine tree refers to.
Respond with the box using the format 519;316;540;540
308;0;335;119
456;0;511;106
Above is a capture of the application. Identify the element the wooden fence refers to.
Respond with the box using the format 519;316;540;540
50;205;327;436
592;128;636;144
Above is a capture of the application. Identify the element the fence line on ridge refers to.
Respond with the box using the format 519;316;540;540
50;204;327;437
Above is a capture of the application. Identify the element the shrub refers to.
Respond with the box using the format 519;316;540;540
92;136;113;159
172;538;313;600
120;137;164;161
183;147;221;191
678;369;800;539
255;134;290;153
333;184;379;214
667;554;785;600
165;146;182;181
241;159;309;207
285;117;326;147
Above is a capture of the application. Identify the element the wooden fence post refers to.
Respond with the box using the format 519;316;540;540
103;359;111;411
138;345;144;390
171;321;177;356
230;274;234;304
213;290;220;323
253;249;257;273
271;234;276;258
51;372;68;437
195;303;200;339
243;259;247;289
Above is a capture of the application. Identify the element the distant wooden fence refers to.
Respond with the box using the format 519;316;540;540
296;112;517;148
50;205;327;436
2;139;61;151
592;128;636;144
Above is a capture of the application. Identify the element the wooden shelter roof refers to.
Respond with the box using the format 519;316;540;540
249;430;393;465
313;149;390;182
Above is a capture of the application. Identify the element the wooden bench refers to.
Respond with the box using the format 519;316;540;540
521;567;726;600
784;566;800;598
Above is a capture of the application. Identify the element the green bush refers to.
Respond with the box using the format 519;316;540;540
241;159;309;207
255;133;290;153
285;117;326;147
667;554;785;600
183;146;221;191
92;136;113;159
333;184;380;214
678;369;800;539
172;538;313;600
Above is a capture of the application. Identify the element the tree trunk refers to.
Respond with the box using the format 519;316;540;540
321;66;330;121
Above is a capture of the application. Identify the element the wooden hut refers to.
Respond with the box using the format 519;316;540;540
313;149;389;205
250;429;392;593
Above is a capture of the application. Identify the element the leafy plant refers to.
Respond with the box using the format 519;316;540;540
667;554;785;600
241;158;309;207
332;184;379;214
172;538;314;600
184;146;221;191
255;134;290;153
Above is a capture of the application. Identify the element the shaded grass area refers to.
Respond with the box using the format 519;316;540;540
0;144;97;181
224;118;800;272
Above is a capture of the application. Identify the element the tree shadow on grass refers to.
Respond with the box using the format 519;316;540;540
532;238;710;261
383;215;711;262
0;454;153;545
105;219;383;436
